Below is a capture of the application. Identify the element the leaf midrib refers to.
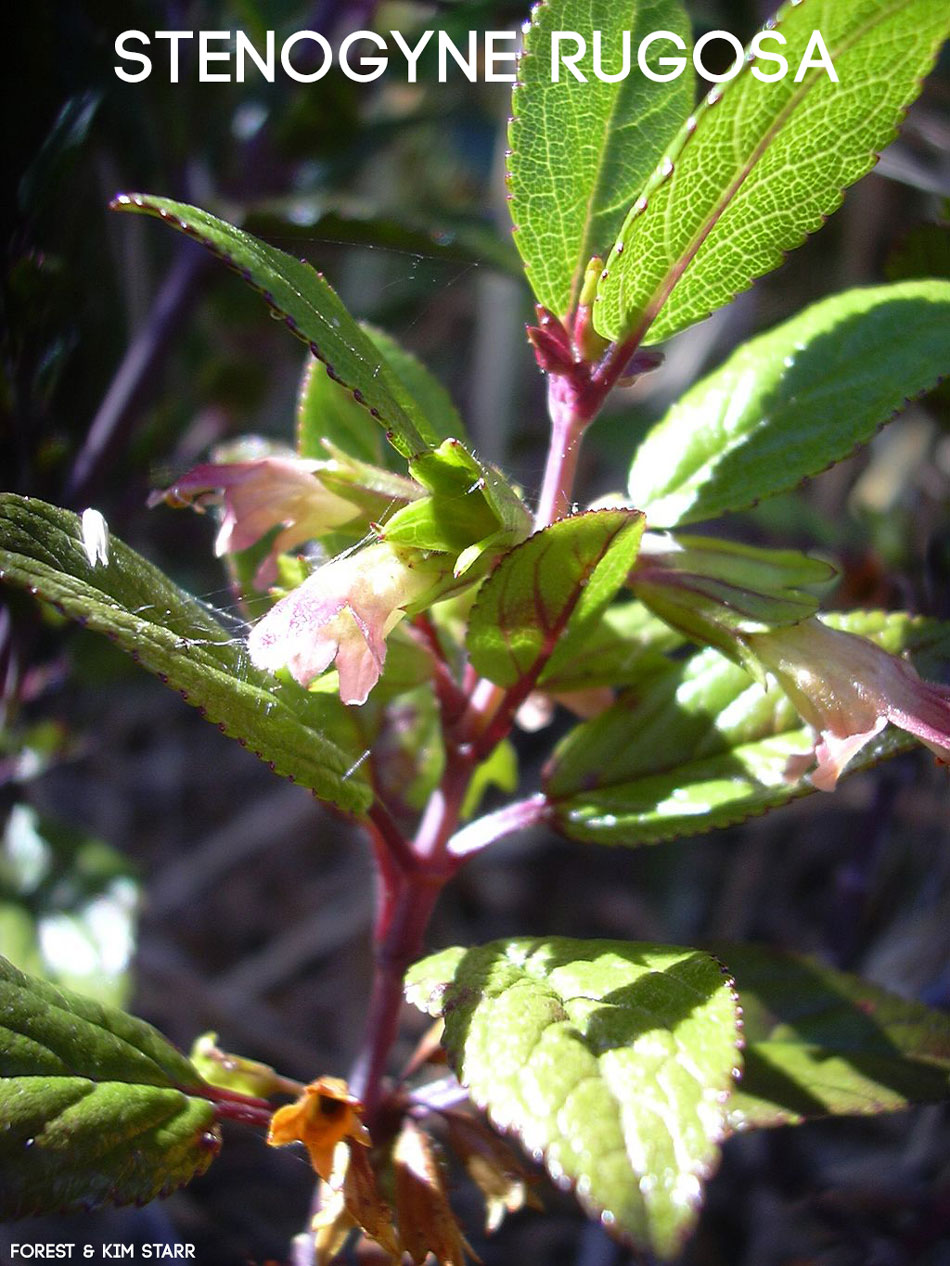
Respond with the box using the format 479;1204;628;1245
627;0;911;345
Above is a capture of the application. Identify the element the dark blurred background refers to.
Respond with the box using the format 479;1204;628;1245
2;2;950;1263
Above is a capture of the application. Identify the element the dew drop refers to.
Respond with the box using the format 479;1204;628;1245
636;195;648;213
614;242;624;255
686;114;698;134
783;354;795;369
707;86;724;106
660;157;674;178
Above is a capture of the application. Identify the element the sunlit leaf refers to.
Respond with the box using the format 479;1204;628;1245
406;937;741;1257
112;194;435;457
508;0;692;316
594;1;950;344
629;281;950;525
0;955;220;1217
0;496;372;815
546;611;950;845
468;509;644;687
297;324;468;468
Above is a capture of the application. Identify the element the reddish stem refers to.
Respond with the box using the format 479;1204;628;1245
204;1089;275;1128
348;327;639;1129
349;869;444;1121
534;374;588;529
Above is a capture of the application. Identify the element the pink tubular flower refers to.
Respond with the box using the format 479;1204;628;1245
150;456;358;586
748;618;950;791
248;542;434;705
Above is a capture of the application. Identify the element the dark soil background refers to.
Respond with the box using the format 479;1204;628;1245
3;2;950;1264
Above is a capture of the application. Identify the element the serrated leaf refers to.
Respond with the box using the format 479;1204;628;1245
629;281;950;526
0;955;220;1217
594;0;950;344
468;509;645;688
406;937;741;1257
713;944;950;1129
297;325;468;467
112;194;433;457
0;496;372;815
508;0;693;316
545;611;950;845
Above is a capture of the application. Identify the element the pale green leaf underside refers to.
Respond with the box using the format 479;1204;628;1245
0;956;218;1217
467;509;645;687
715;944;950;1129
546;611;950;845
630;280;950;526
0;496;372;815
406;937;740;1257
508;0;693;316
113;194;431;457
594;0;950;344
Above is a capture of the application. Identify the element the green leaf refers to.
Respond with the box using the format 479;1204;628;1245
0;496;372;815
0;955;220;1217
628;281;950;526
112;194;433;458
545;611;950;846
630;535;836;677
467;509;645;688
508;0;693;317
297;354;384;467
296;325;468;467
594;1;950;344
538;599;684;692
714;944;950;1129
406;937;741;1257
